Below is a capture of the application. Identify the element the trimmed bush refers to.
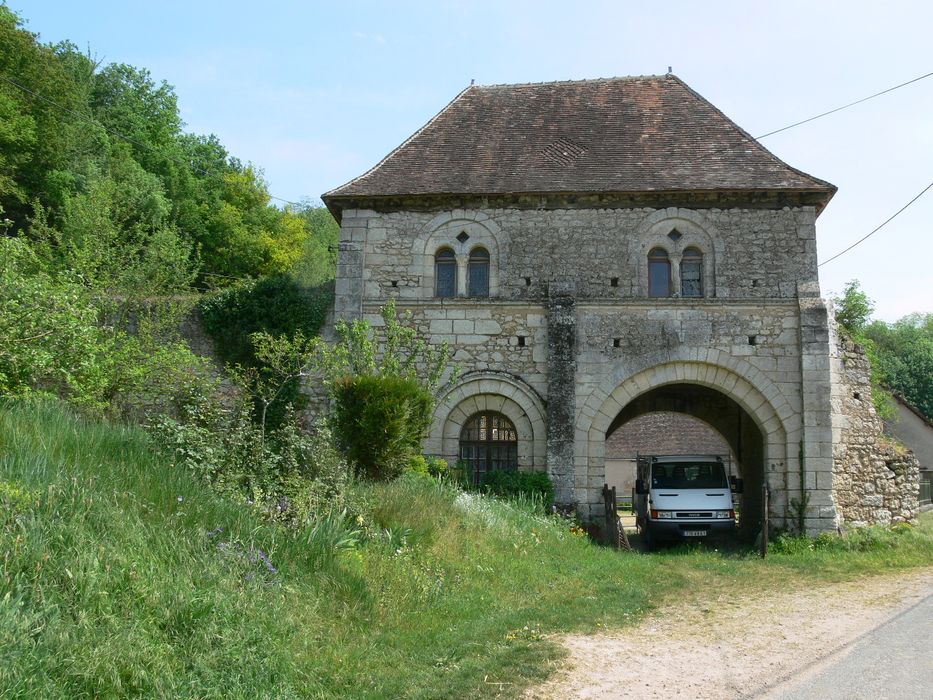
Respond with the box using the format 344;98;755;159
483;470;555;512
331;374;433;481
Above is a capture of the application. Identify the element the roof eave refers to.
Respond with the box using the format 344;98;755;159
324;185;837;223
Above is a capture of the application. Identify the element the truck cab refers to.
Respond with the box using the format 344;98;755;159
633;455;741;549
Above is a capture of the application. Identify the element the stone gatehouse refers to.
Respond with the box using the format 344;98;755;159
323;74;916;534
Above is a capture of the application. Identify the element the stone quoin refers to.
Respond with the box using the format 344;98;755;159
323;74;918;534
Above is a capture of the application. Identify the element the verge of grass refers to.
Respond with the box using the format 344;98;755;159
2;400;931;698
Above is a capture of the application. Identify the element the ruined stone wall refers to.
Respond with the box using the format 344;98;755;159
830;320;920;524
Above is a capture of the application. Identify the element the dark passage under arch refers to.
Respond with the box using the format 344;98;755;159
606;382;765;540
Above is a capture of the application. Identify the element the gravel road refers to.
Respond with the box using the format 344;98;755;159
527;568;933;700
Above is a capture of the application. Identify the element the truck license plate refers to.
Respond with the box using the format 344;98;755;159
684;530;707;537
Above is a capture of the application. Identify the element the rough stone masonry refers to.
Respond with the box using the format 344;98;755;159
321;74;919;534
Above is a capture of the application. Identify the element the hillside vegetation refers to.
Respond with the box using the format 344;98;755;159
3;401;932;698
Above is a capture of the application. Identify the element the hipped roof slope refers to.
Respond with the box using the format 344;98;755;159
324;74;835;207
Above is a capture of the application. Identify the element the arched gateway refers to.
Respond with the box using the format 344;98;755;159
578;360;794;533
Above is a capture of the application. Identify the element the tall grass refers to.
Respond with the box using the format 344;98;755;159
2;400;931;698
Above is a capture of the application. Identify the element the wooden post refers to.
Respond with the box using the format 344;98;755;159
759;483;769;558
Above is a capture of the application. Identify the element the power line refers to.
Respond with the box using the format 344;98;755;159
698;70;933;162
0;73;304;208
753;70;933;141
819;178;933;267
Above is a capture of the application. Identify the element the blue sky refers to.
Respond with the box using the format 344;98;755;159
14;0;933;321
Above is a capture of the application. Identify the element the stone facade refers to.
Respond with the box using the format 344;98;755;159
321;75;914;535
333;203;842;534
830;319;920;524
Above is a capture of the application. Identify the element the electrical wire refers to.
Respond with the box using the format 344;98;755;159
0;73;304;208
819;178;933;267
754;70;933;141
697;70;933;162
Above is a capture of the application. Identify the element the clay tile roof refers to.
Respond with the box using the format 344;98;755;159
323;74;836;206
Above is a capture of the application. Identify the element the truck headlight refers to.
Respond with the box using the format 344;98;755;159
714;510;735;519
651;510;673;519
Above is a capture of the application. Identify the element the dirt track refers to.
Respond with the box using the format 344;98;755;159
527;567;933;699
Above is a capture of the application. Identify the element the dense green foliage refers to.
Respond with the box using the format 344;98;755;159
4;401;933;698
483;469;556;513
331;374;434;481
151;396;352;528
198;275;333;425
0;5;335;283
0;5;338;422
0;235;207;415
864;314;933;420
835;280;933;421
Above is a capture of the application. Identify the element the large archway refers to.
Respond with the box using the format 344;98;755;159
607;384;764;538
580;360;791;539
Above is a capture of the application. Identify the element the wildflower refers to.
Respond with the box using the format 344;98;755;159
176;496;184;503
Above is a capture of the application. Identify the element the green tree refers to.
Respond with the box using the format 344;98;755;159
865;314;933;420
834;280;874;335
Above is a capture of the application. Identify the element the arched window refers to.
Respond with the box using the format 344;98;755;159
648;247;671;297
680;247;704;298
434;248;457;297
459;411;518;484
467;247;490;297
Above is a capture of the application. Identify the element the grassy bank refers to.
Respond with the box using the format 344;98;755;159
2;401;931;698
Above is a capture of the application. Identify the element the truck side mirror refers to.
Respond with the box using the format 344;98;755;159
635;479;648;495
730;476;744;494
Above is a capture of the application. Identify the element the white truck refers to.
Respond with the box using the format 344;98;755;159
633;455;742;549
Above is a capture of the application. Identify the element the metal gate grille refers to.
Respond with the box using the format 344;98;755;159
459;411;518;484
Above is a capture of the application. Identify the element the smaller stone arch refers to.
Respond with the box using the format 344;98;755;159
418;212;502;298
425;370;546;470
633;208;720;298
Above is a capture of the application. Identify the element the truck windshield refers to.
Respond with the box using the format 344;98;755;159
651;462;728;489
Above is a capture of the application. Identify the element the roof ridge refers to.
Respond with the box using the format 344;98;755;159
475;74;670;89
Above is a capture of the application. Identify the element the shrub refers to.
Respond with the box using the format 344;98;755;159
150;391;351;528
331;374;434;481
0;237;208;417
198;274;333;426
482;470;555;513
425;456;450;478
199;274;332;368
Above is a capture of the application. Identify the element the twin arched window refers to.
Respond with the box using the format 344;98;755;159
434;246;489;297
648;246;704;298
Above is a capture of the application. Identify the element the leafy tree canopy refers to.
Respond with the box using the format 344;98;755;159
0;4;336;286
835;280;933;421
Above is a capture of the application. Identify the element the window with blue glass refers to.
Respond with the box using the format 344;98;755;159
434;248;457;297
680;247;704;298
648;247;671;297
468;247;490;297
